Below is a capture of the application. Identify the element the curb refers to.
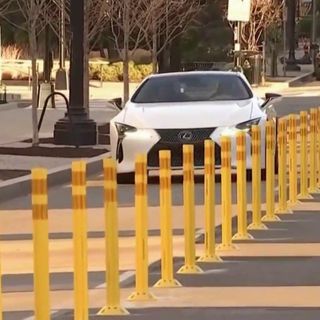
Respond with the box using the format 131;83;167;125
0;152;110;203
0;101;19;111
288;71;314;87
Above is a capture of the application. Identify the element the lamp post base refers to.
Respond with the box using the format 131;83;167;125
54;114;96;146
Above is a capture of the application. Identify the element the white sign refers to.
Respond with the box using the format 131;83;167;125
227;0;251;22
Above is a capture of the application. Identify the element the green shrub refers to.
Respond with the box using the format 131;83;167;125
89;61;152;82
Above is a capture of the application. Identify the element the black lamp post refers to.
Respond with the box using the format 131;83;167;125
285;0;301;71
53;0;97;145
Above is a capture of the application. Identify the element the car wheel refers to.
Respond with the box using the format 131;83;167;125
117;172;135;184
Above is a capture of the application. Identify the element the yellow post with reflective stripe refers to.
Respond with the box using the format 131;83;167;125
154;151;182;287
317;107;320;188
98;159;128;315
178;145;203;274
233;132;253;240
128;155;156;300
262;121;280;221
217;136;237;251
288;114;300;206
309;108;320;193
248;126;267;230
72;161;88;320
198;140;222;262
32;168;50;320
0;258;2;320
298;112;313;199
276;118;294;213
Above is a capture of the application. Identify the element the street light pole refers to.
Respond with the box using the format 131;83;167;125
53;0;97;146
283;4;287;77
311;0;318;69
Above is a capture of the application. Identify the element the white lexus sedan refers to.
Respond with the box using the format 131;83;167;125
110;71;278;180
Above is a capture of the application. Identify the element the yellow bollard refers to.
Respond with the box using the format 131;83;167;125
72;161;89;320
198;140;222;262
0;260;2;320
317;107;320;188
298;112;313;199
276;118;294;213
248;126;267;230
154;151;182;287
233;132;253;239
262;121;280;221
316;107;320;189
178;145;203;274
128;154;156;301
99;159;129;314
287;114;300;206
217;136;237;251
309;108;320;193
32;168;50;320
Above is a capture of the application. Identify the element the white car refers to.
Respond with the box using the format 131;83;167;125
110;71;278;180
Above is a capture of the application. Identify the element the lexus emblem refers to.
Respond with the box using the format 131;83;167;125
178;130;193;141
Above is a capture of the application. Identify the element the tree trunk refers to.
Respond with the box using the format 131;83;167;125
123;42;130;103
151;17;157;73
170;35;181;72
99;35;106;58
123;1;130;103
287;0;296;62
30;27;39;146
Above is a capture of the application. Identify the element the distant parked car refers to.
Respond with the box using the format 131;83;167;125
109;71;279;181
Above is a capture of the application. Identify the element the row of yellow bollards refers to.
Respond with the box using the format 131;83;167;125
2;108;320;319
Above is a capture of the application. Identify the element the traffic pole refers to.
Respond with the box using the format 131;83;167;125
128;155;156;300
317;107;320;188
32;168;50;320
298;112;313;199
262;121;280;221
154;151;182;287
98;159;129;314
288;114;300;206
178;145;203;274
248;126;267;230
217;136;237;251
309;108;320;193
276;118;294;213
233;131;253;240
72;161;88;320
198;140;222;262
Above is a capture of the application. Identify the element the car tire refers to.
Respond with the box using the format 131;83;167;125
117;172;135;184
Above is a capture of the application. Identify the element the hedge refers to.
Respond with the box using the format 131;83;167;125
89;61;153;82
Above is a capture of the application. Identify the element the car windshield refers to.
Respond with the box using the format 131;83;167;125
131;73;252;103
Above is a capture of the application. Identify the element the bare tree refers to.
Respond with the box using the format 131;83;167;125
222;0;284;50
106;0;152;102
2;0;53;145
139;0;204;73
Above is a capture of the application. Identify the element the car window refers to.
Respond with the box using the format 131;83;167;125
131;74;252;103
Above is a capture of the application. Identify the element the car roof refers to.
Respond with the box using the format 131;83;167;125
148;71;241;78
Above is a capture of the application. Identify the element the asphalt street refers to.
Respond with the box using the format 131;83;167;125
1;92;320;319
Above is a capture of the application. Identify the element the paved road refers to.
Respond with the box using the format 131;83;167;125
1;92;320;319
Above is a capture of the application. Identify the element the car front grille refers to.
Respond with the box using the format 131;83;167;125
155;127;216;144
147;128;220;168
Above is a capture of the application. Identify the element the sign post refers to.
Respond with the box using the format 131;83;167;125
227;0;251;68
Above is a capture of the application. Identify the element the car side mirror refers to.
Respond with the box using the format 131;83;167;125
265;93;281;101
112;97;123;110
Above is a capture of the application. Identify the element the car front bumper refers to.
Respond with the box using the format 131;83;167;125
111;124;266;173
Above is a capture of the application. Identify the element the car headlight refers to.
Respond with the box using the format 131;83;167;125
115;122;137;136
236;118;261;132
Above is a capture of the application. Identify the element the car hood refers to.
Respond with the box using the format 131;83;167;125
120;100;256;129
